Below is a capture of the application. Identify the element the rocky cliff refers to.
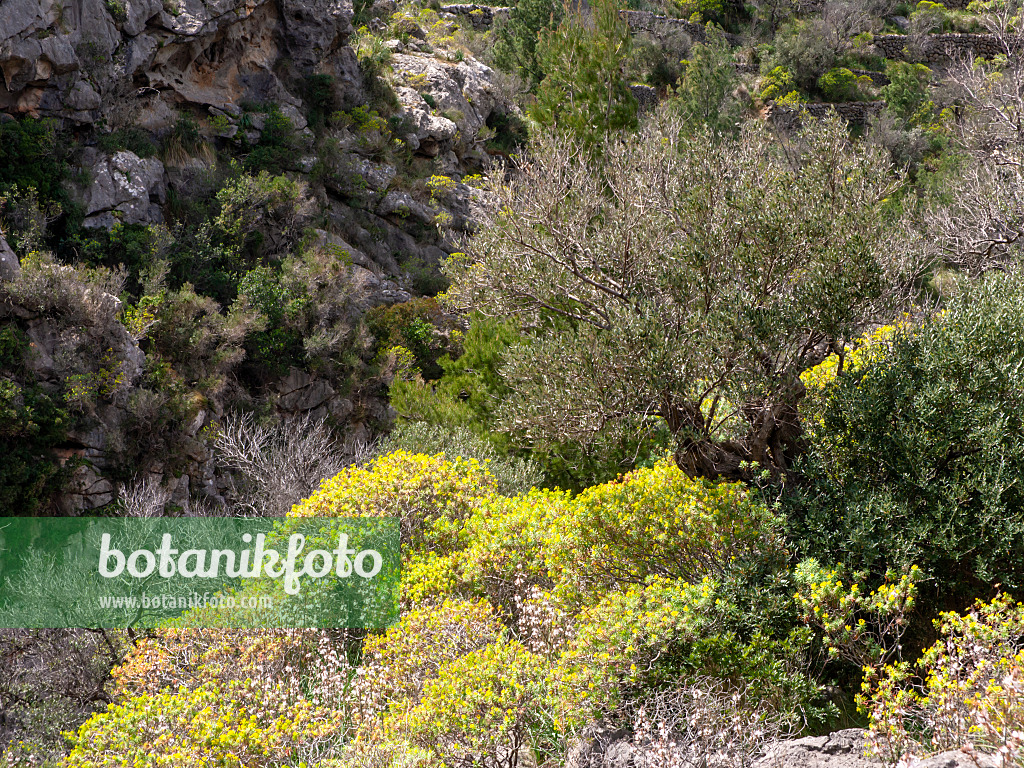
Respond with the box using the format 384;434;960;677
0;0;516;513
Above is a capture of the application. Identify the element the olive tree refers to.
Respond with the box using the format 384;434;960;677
444;114;925;480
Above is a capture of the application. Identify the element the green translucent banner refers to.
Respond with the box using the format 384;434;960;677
0;517;400;628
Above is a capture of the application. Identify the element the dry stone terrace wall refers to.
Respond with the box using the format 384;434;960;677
872;32;1024;63
769;101;885;130
620;10;742;47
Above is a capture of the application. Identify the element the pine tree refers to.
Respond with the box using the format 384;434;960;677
531;0;638;150
492;0;562;89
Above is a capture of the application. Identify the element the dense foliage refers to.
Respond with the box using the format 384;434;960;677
7;0;1024;765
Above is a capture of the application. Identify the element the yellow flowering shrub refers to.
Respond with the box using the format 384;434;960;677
552;576;817;730
547;459;786;608
554;576;724;719
290;450;499;552
400;639;552;767
411;487;571;608
72;455;822;768
866;594;1024;765
110;628;311;697
793;559;923;669
799;321;908;462
65;679;343;768
67;629;353;767
800;322;905;393
354;599;505;730
402;460;785;616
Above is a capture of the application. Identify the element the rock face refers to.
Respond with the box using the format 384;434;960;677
567;727;1001;768
439;4;509;28
754;731;1002;768
0;0;515;512
753;730;881;768
0;0;360;125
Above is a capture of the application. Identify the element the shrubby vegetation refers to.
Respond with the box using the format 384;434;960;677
444;114;923;482
8;0;1024;765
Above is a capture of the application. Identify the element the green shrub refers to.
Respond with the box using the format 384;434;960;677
389;315;514;432
491;0;562;88
910;0;950;33
244;106;301;174
0;379;72;514
673;37;743;137
236;266;304;379
165;169;309;301
790;270;1024;605
551;573;822;729
366;297;451;380
818;67;860;101
0;324;27;371
533;0;638;150
67;222;169;296
484;110;530;155
772;19;840;93
96;128;159;158
0;118;70;205
758;65;797;102
303;74;340;131
671;0;743;30
881;61;936;127
379;422;544;497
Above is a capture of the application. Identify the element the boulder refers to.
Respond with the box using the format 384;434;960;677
0;235;19;281
75;150;166;229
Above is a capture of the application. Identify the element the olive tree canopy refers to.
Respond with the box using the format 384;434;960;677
445;115;926;480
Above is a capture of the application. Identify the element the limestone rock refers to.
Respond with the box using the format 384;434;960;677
439;4;510;30
392;52;504;156
565;722;634;768
348;264;412;311
0;0;360;123
753;730;879;768
75;150;166;229
278;368;336;412
313;228;378;271
0;235;19;281
59;464;116;513
376;189;437;226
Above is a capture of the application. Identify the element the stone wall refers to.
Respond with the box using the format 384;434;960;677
620;10;742;48
872;33;1023;63
769;101;885;130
